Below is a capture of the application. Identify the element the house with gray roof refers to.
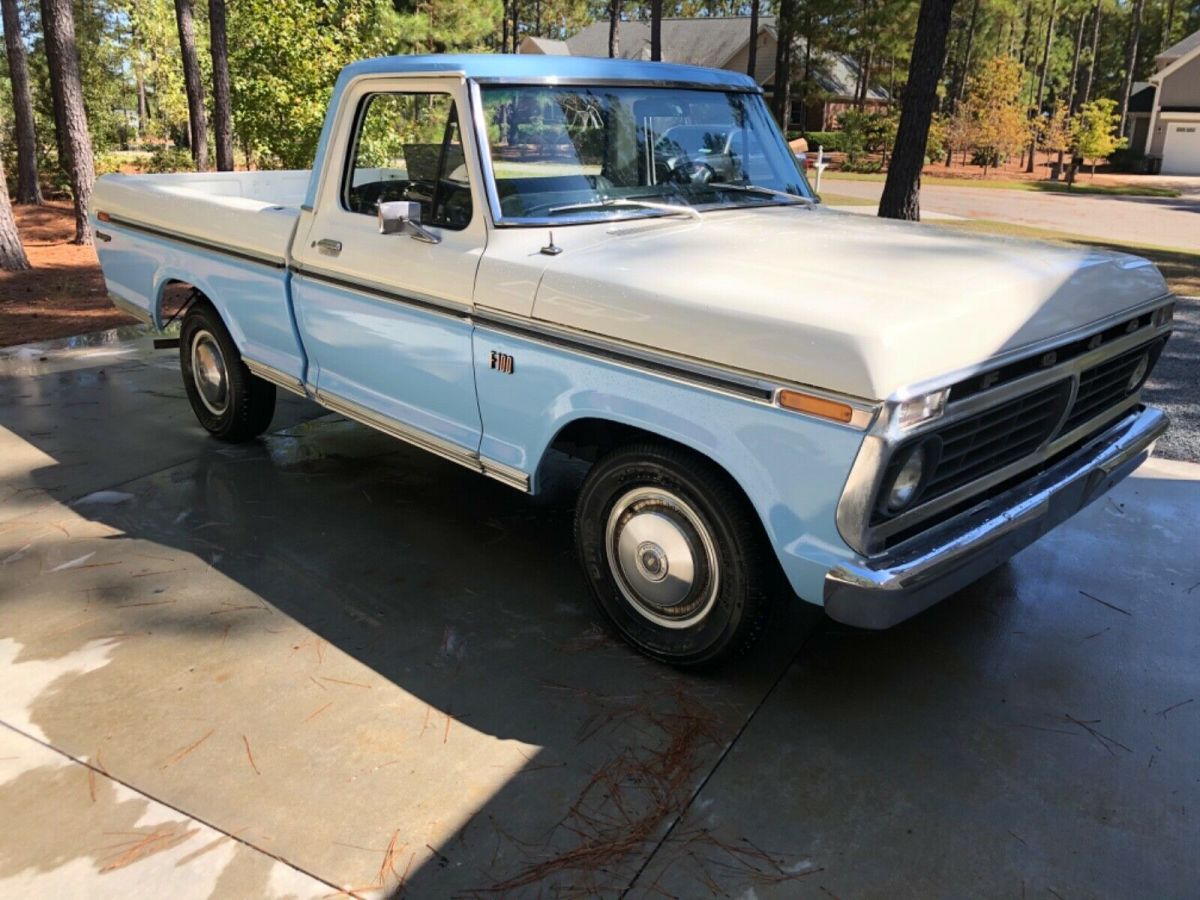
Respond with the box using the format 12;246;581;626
520;16;890;133
1128;27;1200;173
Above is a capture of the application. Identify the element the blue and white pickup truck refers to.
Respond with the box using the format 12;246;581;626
93;55;1173;665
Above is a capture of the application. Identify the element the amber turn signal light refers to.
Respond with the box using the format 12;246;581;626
777;389;854;424
97;211;112;223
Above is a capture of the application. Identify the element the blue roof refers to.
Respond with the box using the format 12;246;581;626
338;53;759;90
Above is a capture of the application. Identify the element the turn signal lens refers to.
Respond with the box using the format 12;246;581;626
778;390;854;424
97;211;111;223
1154;303;1175;327
896;389;948;430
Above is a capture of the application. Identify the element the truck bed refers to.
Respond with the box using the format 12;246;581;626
93;170;314;385
94;170;311;265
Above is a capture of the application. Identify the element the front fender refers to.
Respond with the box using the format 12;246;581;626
471;326;866;603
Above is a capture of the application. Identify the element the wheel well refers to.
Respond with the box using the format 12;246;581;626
157;279;202;326
545;418;758;517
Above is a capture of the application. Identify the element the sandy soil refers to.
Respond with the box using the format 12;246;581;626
0;201;137;348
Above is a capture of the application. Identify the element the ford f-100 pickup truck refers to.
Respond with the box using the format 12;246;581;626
92;55;1174;666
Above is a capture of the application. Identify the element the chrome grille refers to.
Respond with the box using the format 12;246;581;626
1061;340;1162;435
871;337;1166;528
924;381;1072;498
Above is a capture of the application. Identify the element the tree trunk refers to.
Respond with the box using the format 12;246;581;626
1067;11;1085;114
1018;0;1033;66
174;0;209;171
39;0;67;168
878;0;956;221
502;5;509;52
1162;0;1175;51
1081;0;1101;106
651;0;662;61
1026;0;1057;173
1117;0;1146;137
2;0;43;205
0;154;30;270
137;75;148;134
209;0;234;171
746;1;758;77
953;0;979;109
772;0;794;129
608;0;620;58
40;0;94;244
857;48;873;109
511;0;520;51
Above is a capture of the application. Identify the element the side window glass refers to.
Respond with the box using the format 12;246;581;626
344;92;473;230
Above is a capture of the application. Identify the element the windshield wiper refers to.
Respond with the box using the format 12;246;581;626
707;183;815;206
547;197;702;221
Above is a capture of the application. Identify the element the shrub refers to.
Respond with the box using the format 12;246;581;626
800;131;846;153
144;147;195;174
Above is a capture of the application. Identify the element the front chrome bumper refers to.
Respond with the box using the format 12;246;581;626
823;406;1168;629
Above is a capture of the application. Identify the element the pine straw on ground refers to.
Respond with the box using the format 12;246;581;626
0;201;137;347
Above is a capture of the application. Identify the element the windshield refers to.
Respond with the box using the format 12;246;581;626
478;85;813;224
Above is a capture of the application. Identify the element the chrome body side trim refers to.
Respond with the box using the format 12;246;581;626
315;388;481;471
243;358;307;397
290;265;471;321
108;292;153;325
837;299;1175;557
100;213;288;269
473;306;878;428
314;387;531;492
824;406;1167;629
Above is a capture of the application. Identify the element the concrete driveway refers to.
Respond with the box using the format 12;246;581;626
1;327;1197;898
821;176;1200;251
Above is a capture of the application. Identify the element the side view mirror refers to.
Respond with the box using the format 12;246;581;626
378;200;441;244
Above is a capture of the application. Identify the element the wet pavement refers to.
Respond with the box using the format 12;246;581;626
1;325;1197;898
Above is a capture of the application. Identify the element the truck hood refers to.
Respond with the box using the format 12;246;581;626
530;206;1168;400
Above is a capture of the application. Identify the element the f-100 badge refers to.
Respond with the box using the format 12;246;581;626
490;351;515;374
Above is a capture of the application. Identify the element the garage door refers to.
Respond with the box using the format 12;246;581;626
1161;123;1200;175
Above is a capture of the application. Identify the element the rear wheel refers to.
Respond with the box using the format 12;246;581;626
575;442;775;667
179;298;276;442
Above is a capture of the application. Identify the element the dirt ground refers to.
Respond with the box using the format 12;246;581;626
0;201;137;347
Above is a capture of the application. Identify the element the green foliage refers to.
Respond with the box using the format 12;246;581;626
1071;98;1124;166
798;131;847;152
964;56;1026;175
144;146;195;173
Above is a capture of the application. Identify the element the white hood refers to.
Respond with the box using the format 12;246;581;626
531;206;1169;400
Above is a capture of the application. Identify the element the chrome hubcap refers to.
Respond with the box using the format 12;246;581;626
191;330;229;415
605;487;719;629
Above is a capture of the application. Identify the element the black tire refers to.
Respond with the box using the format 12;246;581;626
574;442;775;667
179;297;276;442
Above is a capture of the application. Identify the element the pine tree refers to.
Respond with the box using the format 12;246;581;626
175;0;209;170
0;152;31;270
40;0;95;245
2;0;43;205
210;0;234;171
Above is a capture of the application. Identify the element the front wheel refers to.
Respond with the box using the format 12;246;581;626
574;443;776;667
179;298;276;442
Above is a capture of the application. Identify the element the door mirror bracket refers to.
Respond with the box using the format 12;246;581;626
378;201;441;244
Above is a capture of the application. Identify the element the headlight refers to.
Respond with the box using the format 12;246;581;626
1127;353;1150;391
896;388;948;430
881;443;930;514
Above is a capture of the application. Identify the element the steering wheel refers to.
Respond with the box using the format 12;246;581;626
667;160;716;186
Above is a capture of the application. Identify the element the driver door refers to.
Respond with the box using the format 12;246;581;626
292;78;486;457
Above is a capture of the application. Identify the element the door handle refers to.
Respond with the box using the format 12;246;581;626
314;238;342;257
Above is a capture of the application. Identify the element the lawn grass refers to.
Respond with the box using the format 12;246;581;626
815;191;877;207
933;219;1200;296
824;171;1180;198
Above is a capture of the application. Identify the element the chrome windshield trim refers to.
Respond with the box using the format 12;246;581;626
468;78;812;229
470;75;762;93
836;298;1175;557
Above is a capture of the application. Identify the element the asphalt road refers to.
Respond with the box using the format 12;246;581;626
820;176;1200;251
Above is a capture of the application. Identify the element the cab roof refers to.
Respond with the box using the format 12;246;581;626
337;53;760;91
